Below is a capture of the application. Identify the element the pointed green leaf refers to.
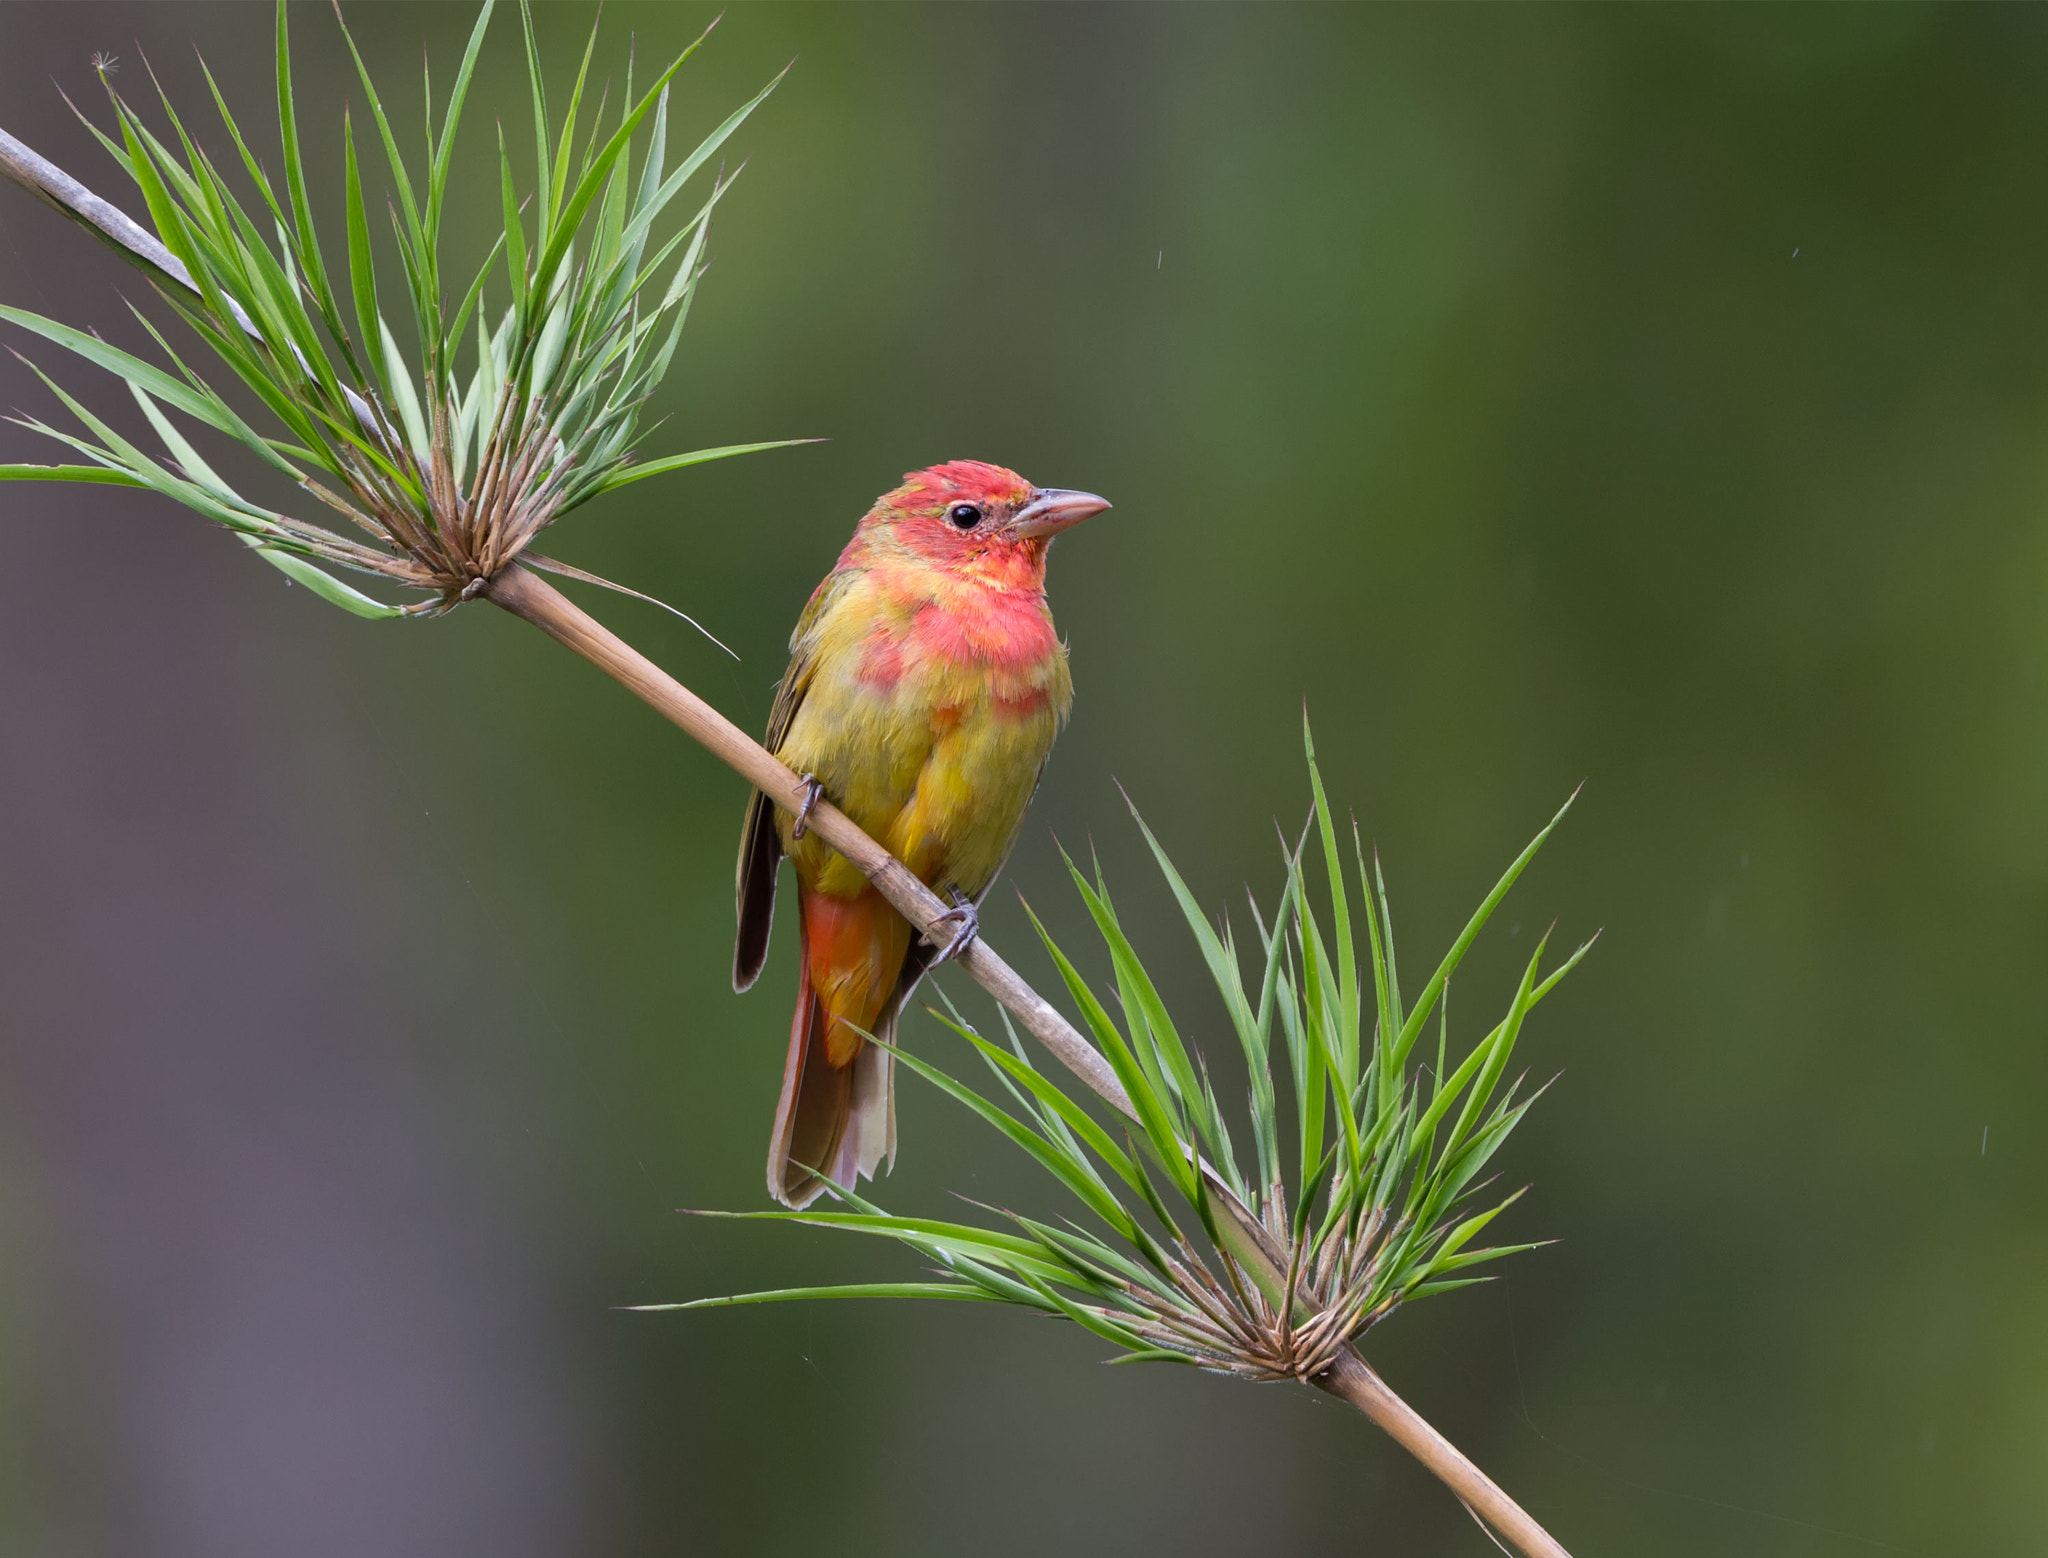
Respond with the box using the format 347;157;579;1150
0;464;147;486
582;439;822;499
1395;786;1580;1065
629;1283;992;1312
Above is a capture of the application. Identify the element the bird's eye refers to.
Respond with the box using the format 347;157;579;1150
947;503;983;530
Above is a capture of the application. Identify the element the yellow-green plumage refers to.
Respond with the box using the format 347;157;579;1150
776;567;1072;898
732;461;1105;1208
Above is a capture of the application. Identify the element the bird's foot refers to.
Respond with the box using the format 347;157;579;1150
927;891;980;965
789;773;826;840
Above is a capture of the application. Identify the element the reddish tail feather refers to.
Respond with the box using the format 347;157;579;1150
766;913;896;1208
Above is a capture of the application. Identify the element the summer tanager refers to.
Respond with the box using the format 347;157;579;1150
733;461;1110;1208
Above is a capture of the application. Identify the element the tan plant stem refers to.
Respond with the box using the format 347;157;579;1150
1319;1352;1571;1558
0;131;1571;1558
486;565;1572;1558
483;565;1128;1096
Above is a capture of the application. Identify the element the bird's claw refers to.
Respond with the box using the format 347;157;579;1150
789;774;826;840
927;892;980;965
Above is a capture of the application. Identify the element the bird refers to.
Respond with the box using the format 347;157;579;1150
733;461;1110;1209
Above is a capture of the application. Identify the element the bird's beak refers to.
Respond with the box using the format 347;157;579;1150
1007;487;1112;540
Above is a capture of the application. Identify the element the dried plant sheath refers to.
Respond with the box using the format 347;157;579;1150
0;127;193;290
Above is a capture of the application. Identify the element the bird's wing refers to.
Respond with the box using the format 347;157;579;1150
733;568;861;992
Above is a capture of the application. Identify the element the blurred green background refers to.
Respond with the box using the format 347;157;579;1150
3;3;2045;1554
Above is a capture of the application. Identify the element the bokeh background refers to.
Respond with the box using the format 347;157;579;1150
3;3;2045;1554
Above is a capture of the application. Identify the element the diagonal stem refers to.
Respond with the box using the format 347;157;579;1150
481;564;1127;1097
1319;1352;1570;1558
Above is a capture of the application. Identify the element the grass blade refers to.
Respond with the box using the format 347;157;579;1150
1394;786;1580;1066
630;1283;991;1312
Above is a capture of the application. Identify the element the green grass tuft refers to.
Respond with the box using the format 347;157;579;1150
682;716;1593;1382
2;0;805;619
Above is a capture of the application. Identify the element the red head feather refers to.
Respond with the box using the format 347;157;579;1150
885;460;1034;514
839;460;1108;590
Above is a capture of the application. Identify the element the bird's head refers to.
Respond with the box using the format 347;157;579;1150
852;460;1110;585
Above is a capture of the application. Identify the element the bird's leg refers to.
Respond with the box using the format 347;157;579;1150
789;773;826;840
927;888;981;965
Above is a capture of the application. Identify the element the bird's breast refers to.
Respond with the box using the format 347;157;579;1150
777;576;1072;898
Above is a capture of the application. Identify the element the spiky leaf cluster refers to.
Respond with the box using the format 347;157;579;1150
1;0;800;618
661;723;1593;1381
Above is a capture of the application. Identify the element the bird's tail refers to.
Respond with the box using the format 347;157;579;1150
767;896;906;1209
